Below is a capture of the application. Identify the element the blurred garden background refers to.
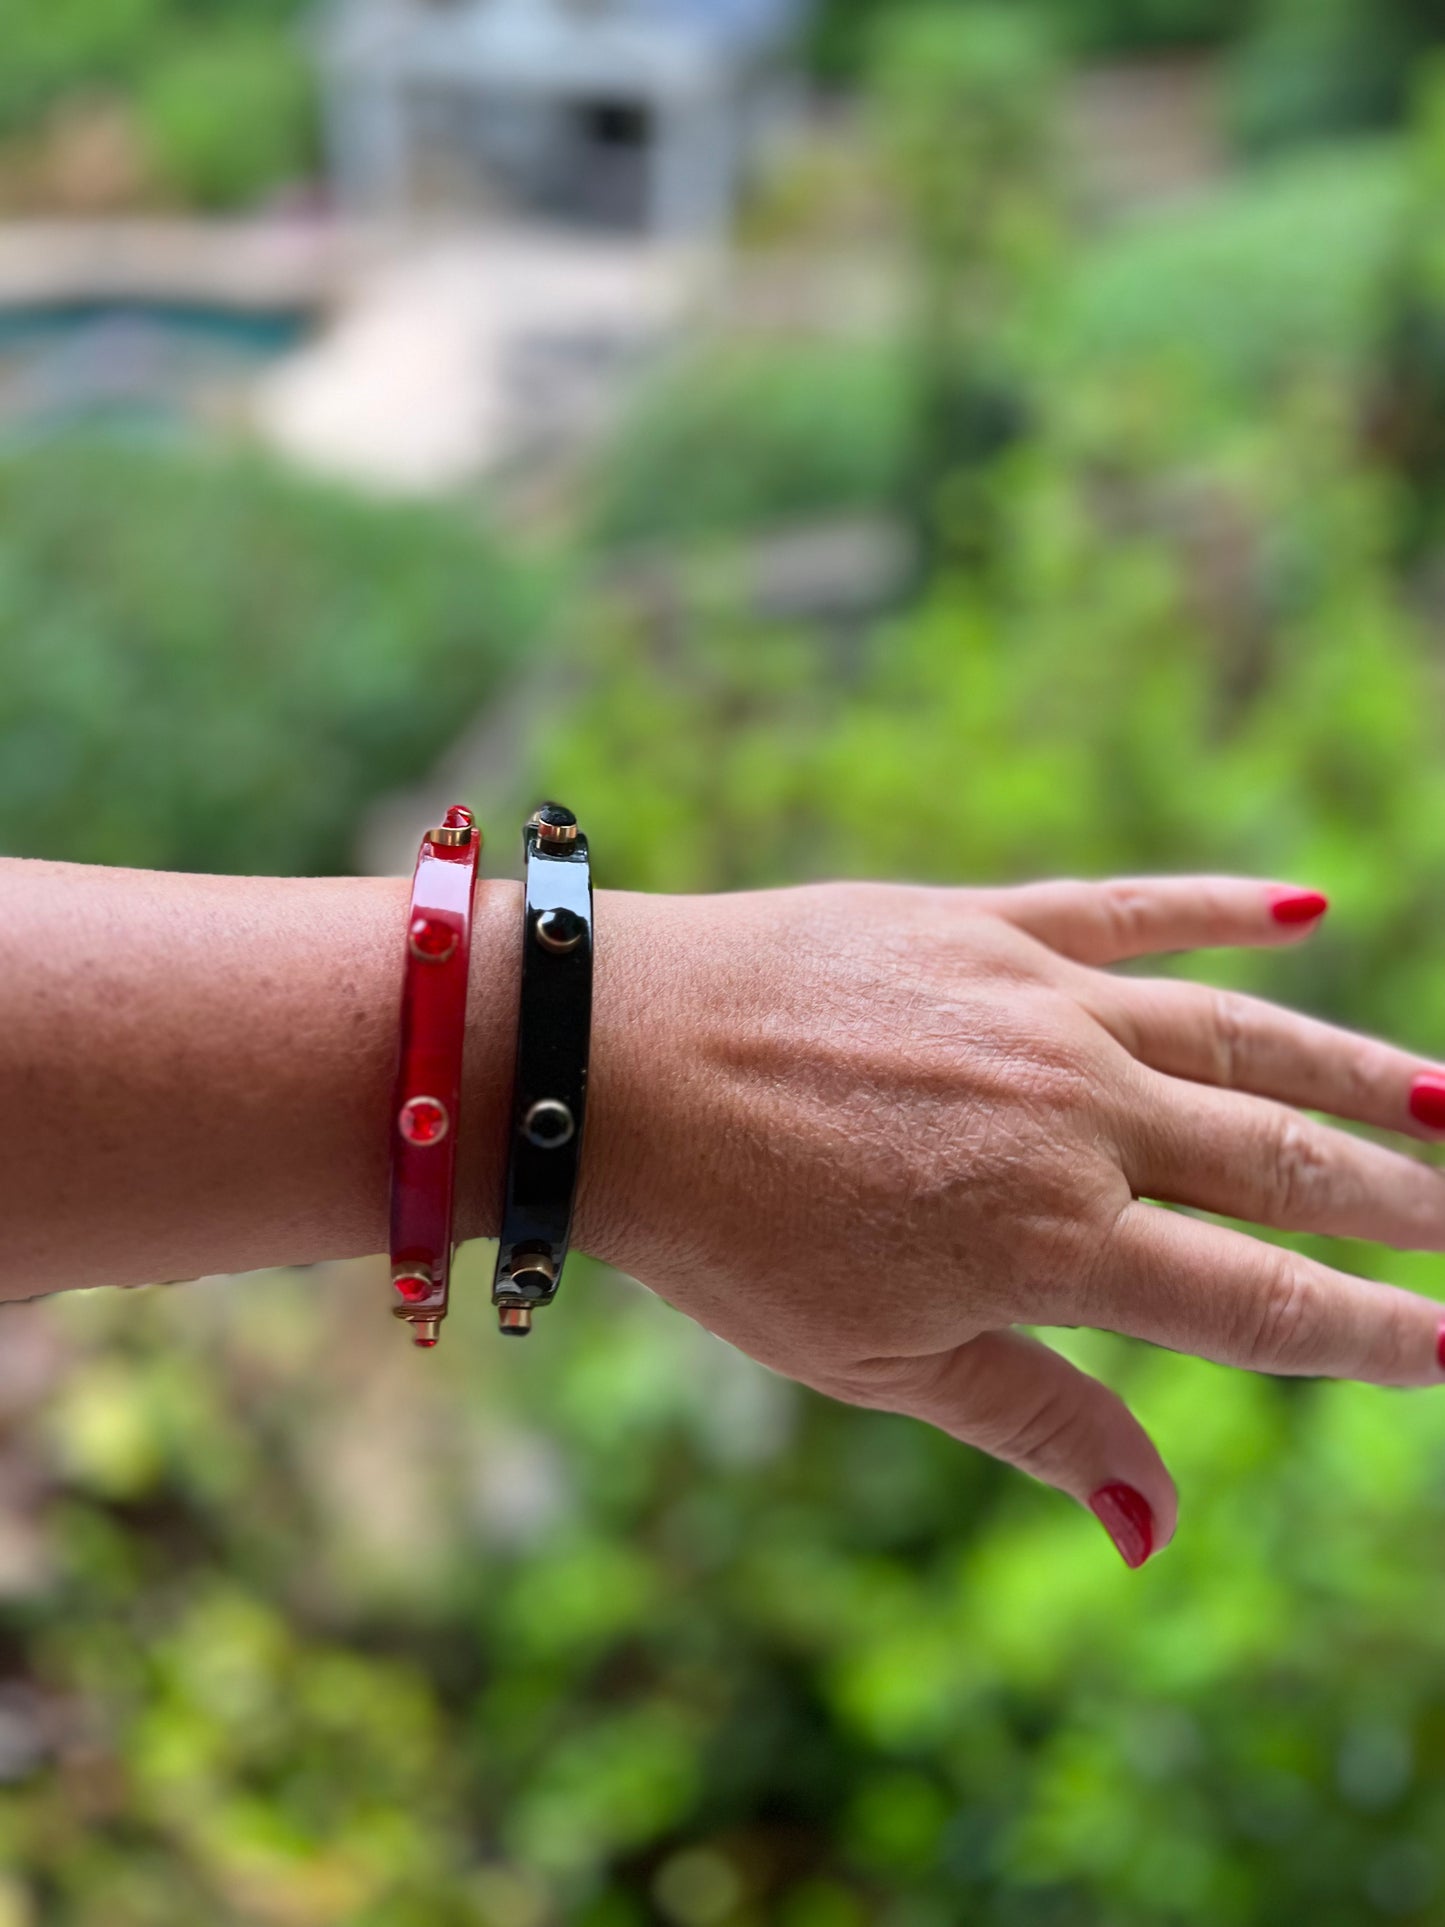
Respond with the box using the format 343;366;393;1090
8;0;1445;1922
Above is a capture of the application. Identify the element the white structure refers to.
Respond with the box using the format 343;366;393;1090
317;0;808;235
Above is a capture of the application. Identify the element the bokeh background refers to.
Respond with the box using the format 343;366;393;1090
5;1;1445;1922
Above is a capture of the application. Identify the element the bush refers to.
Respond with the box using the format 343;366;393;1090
1226;0;1435;153
0;0;170;139
811;0;1259;80
137;26;314;209
584;344;912;546
1063;139;1405;399
0;437;555;873
0;0;317;208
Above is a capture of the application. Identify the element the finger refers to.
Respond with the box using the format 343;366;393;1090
987;875;1328;966
1103;1200;1445;1385
1092;974;1445;1141
858;1328;1176;1567
1130;1074;1445;1252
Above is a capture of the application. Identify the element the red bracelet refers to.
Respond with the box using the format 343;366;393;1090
389;804;480;1348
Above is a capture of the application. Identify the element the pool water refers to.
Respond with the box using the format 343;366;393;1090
0;300;310;438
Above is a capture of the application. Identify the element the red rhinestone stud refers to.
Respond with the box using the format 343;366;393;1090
397;1095;449;1146
428;805;477;851
408;914;457;963
392;1263;434;1303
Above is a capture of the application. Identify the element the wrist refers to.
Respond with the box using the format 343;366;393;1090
455;878;523;1243
568;888;691;1274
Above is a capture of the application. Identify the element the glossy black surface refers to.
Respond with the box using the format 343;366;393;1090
492;808;593;1326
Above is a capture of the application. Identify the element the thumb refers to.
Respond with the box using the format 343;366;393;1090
877;1329;1178;1568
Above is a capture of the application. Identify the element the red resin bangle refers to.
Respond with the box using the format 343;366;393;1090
389;804;480;1348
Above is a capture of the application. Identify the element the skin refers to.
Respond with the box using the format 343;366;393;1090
2;859;1443;1565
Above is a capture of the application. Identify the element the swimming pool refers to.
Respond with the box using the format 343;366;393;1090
0;299;311;438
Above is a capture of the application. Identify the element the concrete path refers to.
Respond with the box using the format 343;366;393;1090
252;224;709;494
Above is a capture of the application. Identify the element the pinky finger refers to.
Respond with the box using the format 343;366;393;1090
857;1328;1178;1568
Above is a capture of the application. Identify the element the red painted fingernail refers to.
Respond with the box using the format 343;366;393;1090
1089;1482;1155;1569
1436;1319;1445;1373
1267;888;1330;927
1409;1074;1445;1132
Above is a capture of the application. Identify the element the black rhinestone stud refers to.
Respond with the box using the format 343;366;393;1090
533;906;585;956
531;802;578;849
508;1248;557;1299
522;1097;575;1148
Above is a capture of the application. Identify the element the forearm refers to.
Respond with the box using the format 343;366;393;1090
0;859;526;1297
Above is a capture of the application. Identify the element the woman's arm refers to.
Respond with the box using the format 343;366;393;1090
0;859;522;1293
5;859;1445;1566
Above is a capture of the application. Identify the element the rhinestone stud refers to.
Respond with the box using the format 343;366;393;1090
522;1098;574;1149
398;1095;449;1146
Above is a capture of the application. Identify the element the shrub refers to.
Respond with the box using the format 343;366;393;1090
137;26;314;209
584;344;912;546
0;437;554;874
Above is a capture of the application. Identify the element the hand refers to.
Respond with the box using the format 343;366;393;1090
579;877;1445;1567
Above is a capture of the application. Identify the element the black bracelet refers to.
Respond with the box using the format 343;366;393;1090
492;803;594;1336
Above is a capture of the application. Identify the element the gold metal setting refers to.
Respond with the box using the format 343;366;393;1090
531;814;578;849
427;823;475;849
498;1305;533;1335
509;1249;557;1291
533;908;584;956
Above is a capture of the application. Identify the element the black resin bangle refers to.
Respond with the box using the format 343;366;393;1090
491;803;594;1336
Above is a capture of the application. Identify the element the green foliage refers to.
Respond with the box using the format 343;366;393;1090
137;26;314;209
584;345;911;547
0;438;553;873
0;0;171;137
1064;139;1406;400
811;0;1260;80
869;4;1059;567
1226;0;1438;152
590;144;1406;553
0;0;316;207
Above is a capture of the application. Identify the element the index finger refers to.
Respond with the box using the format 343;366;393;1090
988;875;1329;966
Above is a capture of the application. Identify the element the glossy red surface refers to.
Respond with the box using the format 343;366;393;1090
1089;1481;1154;1570
397;1095;449;1145
1409;1073;1445;1132
409;914;458;962
1266;887;1330;926
389;805;479;1347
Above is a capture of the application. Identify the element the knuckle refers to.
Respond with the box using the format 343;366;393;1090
976;1386;1081;1471
1207;989;1254;1089
1334;1043;1379;1112
1095;880;1156;953
1263;1112;1335;1220
1244;1253;1324;1371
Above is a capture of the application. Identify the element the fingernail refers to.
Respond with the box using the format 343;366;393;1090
1436;1318;1445;1374
1089;1482;1155;1569
1409;1073;1445;1132
1267;887;1330;927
